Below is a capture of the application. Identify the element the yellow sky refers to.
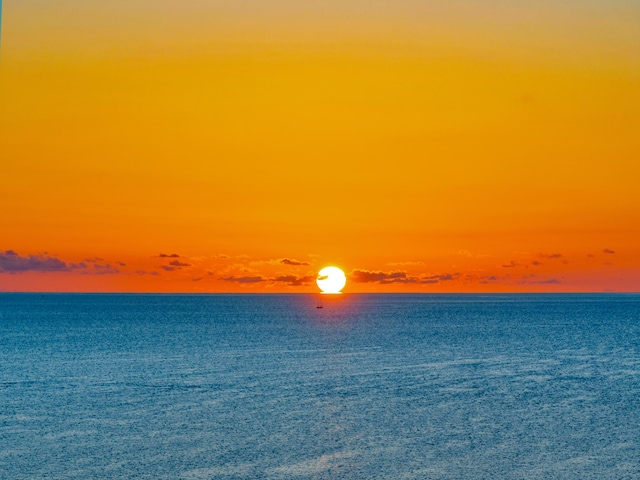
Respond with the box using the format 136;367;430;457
1;0;639;291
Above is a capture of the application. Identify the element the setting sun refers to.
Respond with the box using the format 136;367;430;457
316;266;346;294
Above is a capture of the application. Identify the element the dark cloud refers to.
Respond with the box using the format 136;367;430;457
161;266;176;272
0;250;80;274
603;249;616;254
135;270;160;276
93;264;120;275
518;278;561;285
272;275;315;286
479;275;500;284
158;253;181;258
350;269;457;285
84;257;104;263
169;260;192;267
192;277;203;282
280;258;310;266
0;250;132;275
501;261;517;268
221;275;266;283
539;253;563;259
421;274;454;282
531;260;542;266
117;262;126;267
350;269;407;283
401;273;457;285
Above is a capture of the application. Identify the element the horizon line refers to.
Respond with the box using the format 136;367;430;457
1;291;637;295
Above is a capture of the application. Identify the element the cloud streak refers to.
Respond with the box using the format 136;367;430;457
350;269;407;283
272;275;315;286
221;274;315;286
280;258;310;266
169;260;192;267
135;270;160;276
221;275;266;283
250;257;312;266
539;253;563;259
350;269;457;285
518;277;562;285
92;264;120;275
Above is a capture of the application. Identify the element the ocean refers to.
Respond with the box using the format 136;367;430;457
1;293;639;479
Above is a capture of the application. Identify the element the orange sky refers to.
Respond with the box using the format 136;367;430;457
1;0;639;292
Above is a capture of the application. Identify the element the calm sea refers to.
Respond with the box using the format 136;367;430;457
1;293;639;479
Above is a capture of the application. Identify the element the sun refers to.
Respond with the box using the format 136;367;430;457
316;266;347;294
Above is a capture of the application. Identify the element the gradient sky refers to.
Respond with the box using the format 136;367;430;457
1;0;639;292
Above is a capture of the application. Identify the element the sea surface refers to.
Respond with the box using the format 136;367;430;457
1;293;639;479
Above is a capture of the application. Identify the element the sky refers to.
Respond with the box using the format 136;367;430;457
1;0;639;292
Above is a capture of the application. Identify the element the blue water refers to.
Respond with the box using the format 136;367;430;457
1;294;639;479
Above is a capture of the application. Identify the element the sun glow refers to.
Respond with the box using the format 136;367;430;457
316;266;347;294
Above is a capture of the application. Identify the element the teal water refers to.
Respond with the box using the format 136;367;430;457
1;294;639;478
